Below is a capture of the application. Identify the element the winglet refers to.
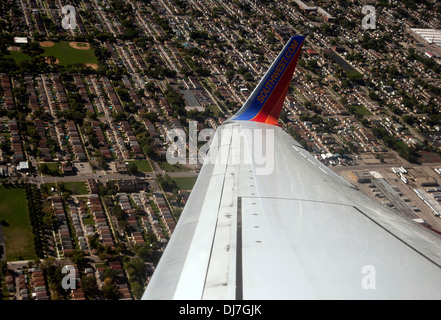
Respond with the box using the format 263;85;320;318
228;36;305;125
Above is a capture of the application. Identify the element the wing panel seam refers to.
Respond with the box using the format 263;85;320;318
353;206;441;270
201;129;233;298
236;196;243;300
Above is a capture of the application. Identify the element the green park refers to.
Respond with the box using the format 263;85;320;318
0;186;36;261
3;40;99;69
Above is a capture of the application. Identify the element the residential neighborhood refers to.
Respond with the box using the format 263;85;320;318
1;0;441;300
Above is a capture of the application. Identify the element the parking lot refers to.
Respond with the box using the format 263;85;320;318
74;162;94;175
341;167;441;233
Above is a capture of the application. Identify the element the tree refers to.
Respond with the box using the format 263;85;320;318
125;257;147;282
102;277;119;300
70;249;86;269
0;260;8;274
40;163;49;174
118;220;130;233
56;181;66;193
87;110;97;120
134;243;153;261
130;281;144;300
112;204;126;221
243;72;254;82
402;115;415;125
369;91;380;101
127;162;138;175
81;275;98;300
42;202;55;229
157;173;178;192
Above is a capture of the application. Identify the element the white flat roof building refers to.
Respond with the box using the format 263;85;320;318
14;37;28;44
410;28;441;48
17;161;29;171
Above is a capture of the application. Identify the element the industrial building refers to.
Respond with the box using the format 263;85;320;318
351;171;372;183
410;28;441;49
408;167;441;187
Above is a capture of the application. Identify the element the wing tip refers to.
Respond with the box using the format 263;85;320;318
228;35;306;125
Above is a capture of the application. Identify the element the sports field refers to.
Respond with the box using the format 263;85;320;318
0;186;36;261
41;41;99;68
4;41;99;69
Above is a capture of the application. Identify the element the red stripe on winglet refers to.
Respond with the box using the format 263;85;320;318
250;44;303;124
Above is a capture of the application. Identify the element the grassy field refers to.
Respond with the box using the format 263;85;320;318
42;41;98;67
172;177;197;190
160;161;194;172
348;105;372;117
64;181;89;194
82;215;95;226
207;104;223;116
3;41;98;68
38;162;62;176
0;186;36;261
5;51;32;64
43;181;89;195
127;160;153;172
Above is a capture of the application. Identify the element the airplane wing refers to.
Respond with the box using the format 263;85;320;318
142;36;441;300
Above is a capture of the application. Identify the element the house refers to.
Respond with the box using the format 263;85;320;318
62;162;74;175
116;179;137;193
87;179;99;194
135;178;148;191
116;161;128;173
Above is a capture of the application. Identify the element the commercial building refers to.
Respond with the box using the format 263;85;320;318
351;171;372;183
410;28;441;48
16;161;29;172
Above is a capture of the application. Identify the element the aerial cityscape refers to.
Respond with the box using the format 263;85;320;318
1;0;441;300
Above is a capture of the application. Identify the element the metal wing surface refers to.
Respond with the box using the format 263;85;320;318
143;121;441;299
